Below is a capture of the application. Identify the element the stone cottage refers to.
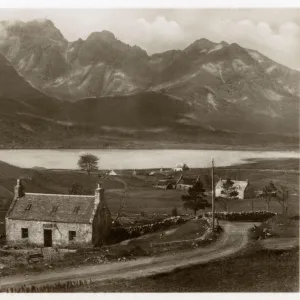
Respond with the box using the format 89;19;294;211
5;179;112;247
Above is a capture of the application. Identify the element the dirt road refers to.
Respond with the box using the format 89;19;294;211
0;221;253;290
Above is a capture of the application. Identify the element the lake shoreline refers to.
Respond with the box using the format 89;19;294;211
26;157;299;172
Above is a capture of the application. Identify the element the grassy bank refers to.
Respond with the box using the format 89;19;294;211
51;247;299;292
2;249;298;293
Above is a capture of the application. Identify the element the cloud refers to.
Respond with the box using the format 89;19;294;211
211;19;299;69
122;15;299;68
126;16;184;53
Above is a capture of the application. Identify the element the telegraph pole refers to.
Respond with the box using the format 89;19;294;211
211;157;215;231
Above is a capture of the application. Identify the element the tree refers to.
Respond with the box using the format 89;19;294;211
221;179;239;199
77;153;99;175
181;179;211;215
216;178;239;212
203;174;212;189
182;164;190;172
275;185;290;215
260;181;277;211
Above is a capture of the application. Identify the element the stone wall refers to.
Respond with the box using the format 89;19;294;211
5;219;93;247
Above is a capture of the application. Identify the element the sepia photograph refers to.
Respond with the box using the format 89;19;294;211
0;0;299;294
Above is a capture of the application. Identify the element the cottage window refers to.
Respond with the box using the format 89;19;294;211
21;228;28;238
69;231;76;241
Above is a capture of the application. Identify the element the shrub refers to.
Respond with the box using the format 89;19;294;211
108;227;130;244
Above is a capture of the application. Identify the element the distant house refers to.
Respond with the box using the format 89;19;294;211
148;171;155;176
154;179;175;190
5;180;112;247
175;176;196;191
108;170;117;176
132;169;137;176
215;179;255;200
173;163;189;172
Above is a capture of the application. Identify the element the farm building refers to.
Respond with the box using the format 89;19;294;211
175;176;196;191
5;179;112;247
108;170;117;176
215;179;255;200
154;179;176;190
173;163;189;172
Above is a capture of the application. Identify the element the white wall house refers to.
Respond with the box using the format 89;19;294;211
215;179;255;200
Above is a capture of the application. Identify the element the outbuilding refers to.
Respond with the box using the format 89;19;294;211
5;179;112;247
108;170;117;176
173;163;189;172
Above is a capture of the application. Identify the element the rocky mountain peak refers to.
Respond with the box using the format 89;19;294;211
86;30;116;43
2;18;66;43
220;41;229;46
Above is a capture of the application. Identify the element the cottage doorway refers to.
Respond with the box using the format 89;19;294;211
44;229;52;247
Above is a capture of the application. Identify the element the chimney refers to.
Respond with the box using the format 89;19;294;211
14;179;25;199
95;182;104;205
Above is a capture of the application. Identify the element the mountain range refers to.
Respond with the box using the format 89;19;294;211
0;19;299;148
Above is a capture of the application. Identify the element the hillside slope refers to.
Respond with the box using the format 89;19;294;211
0;19;299;147
0;55;298;148
0;52;72;147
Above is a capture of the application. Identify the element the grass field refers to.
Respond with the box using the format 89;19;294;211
0;158;299;233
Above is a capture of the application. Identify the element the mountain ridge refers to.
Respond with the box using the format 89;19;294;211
0;19;299;101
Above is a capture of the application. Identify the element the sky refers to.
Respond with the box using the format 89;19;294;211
0;8;299;69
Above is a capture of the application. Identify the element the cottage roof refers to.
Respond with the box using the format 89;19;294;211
175;163;188;168
177;176;196;185
6;193;97;224
215;179;249;191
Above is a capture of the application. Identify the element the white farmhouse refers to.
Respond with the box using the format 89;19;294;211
215;179;255;200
